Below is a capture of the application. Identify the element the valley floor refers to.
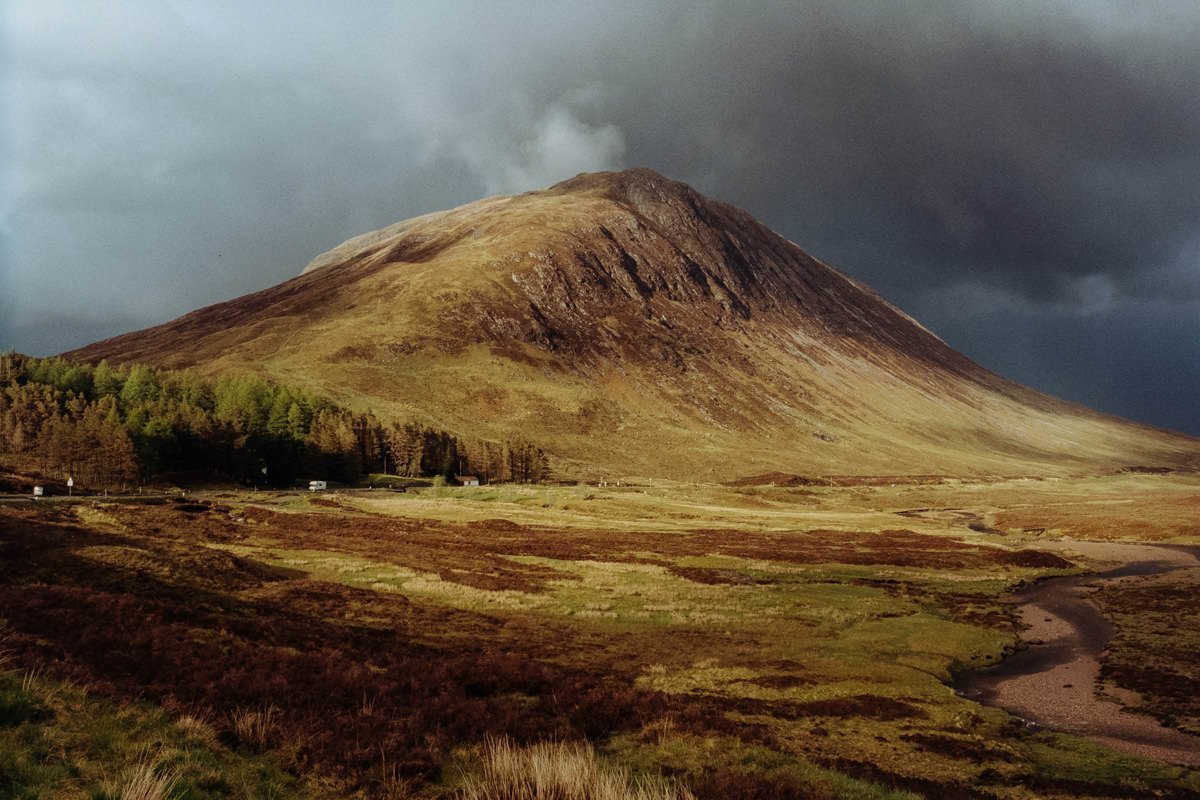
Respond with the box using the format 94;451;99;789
1;473;1198;798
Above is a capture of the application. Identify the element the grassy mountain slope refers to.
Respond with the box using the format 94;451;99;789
66;169;1200;480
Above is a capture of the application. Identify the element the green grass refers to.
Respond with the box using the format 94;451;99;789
0;665;309;799
1022;731;1200;794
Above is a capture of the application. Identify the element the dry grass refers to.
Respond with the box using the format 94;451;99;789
459;737;695;800
106;757;180;800
990;475;1200;542
230;705;279;753
345;472;1200;546
174;712;218;746
377;750;417;800
0;620;12;671
20;666;42;694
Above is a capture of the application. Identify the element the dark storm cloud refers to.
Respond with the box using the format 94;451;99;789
3;1;1198;432
610;0;1200;307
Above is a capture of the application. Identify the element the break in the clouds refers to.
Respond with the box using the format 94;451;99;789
2;0;1198;433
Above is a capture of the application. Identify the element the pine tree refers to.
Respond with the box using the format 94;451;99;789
93;360;124;397
120;364;160;408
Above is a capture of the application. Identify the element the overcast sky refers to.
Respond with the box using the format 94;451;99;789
3;1;1198;434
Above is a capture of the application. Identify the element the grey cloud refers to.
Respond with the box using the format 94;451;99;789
437;93;627;195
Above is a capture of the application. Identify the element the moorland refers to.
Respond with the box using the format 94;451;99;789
2;472;1198;798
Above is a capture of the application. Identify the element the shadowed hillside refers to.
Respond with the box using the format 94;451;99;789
66;169;1200;480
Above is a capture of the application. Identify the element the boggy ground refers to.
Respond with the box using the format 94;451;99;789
1;473;1198;798
1092;561;1200;738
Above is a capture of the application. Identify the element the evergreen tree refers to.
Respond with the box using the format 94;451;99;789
0;355;552;487
120;364;160;408
93;360;124;397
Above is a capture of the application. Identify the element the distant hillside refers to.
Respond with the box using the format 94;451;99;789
66;169;1200;480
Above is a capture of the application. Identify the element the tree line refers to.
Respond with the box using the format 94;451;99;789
0;354;548;490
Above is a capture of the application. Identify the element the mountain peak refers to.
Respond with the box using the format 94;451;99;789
545;167;679;197
543;168;722;225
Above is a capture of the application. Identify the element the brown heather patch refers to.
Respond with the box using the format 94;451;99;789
307;496;342;509
690;770;832;800
740;674;817;690
666;567;772;585
1005;549;1074;568
625;527;1070;571
726;473;954;488
823;758;998;800
793;695;927;722
1091;568;1200;735
721;694;927;723
0;507;788;791
899;732;1016;763
872;583;1015;630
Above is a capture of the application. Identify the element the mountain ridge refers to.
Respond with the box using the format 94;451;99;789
65;168;1200;480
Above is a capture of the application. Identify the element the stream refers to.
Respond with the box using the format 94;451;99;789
955;542;1200;767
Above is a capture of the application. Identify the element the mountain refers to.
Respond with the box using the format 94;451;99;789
65;169;1199;480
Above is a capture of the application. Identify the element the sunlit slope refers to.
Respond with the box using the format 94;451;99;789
66;169;1200;479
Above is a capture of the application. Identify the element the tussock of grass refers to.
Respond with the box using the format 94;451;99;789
0;620;11;669
459;737;695;800
230;704;280;753
174;712;218;746
377;753;417;800
104;755;180;800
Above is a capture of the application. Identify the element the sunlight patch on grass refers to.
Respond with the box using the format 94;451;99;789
0;658;307;798
349;482;918;534
211;544;555;612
